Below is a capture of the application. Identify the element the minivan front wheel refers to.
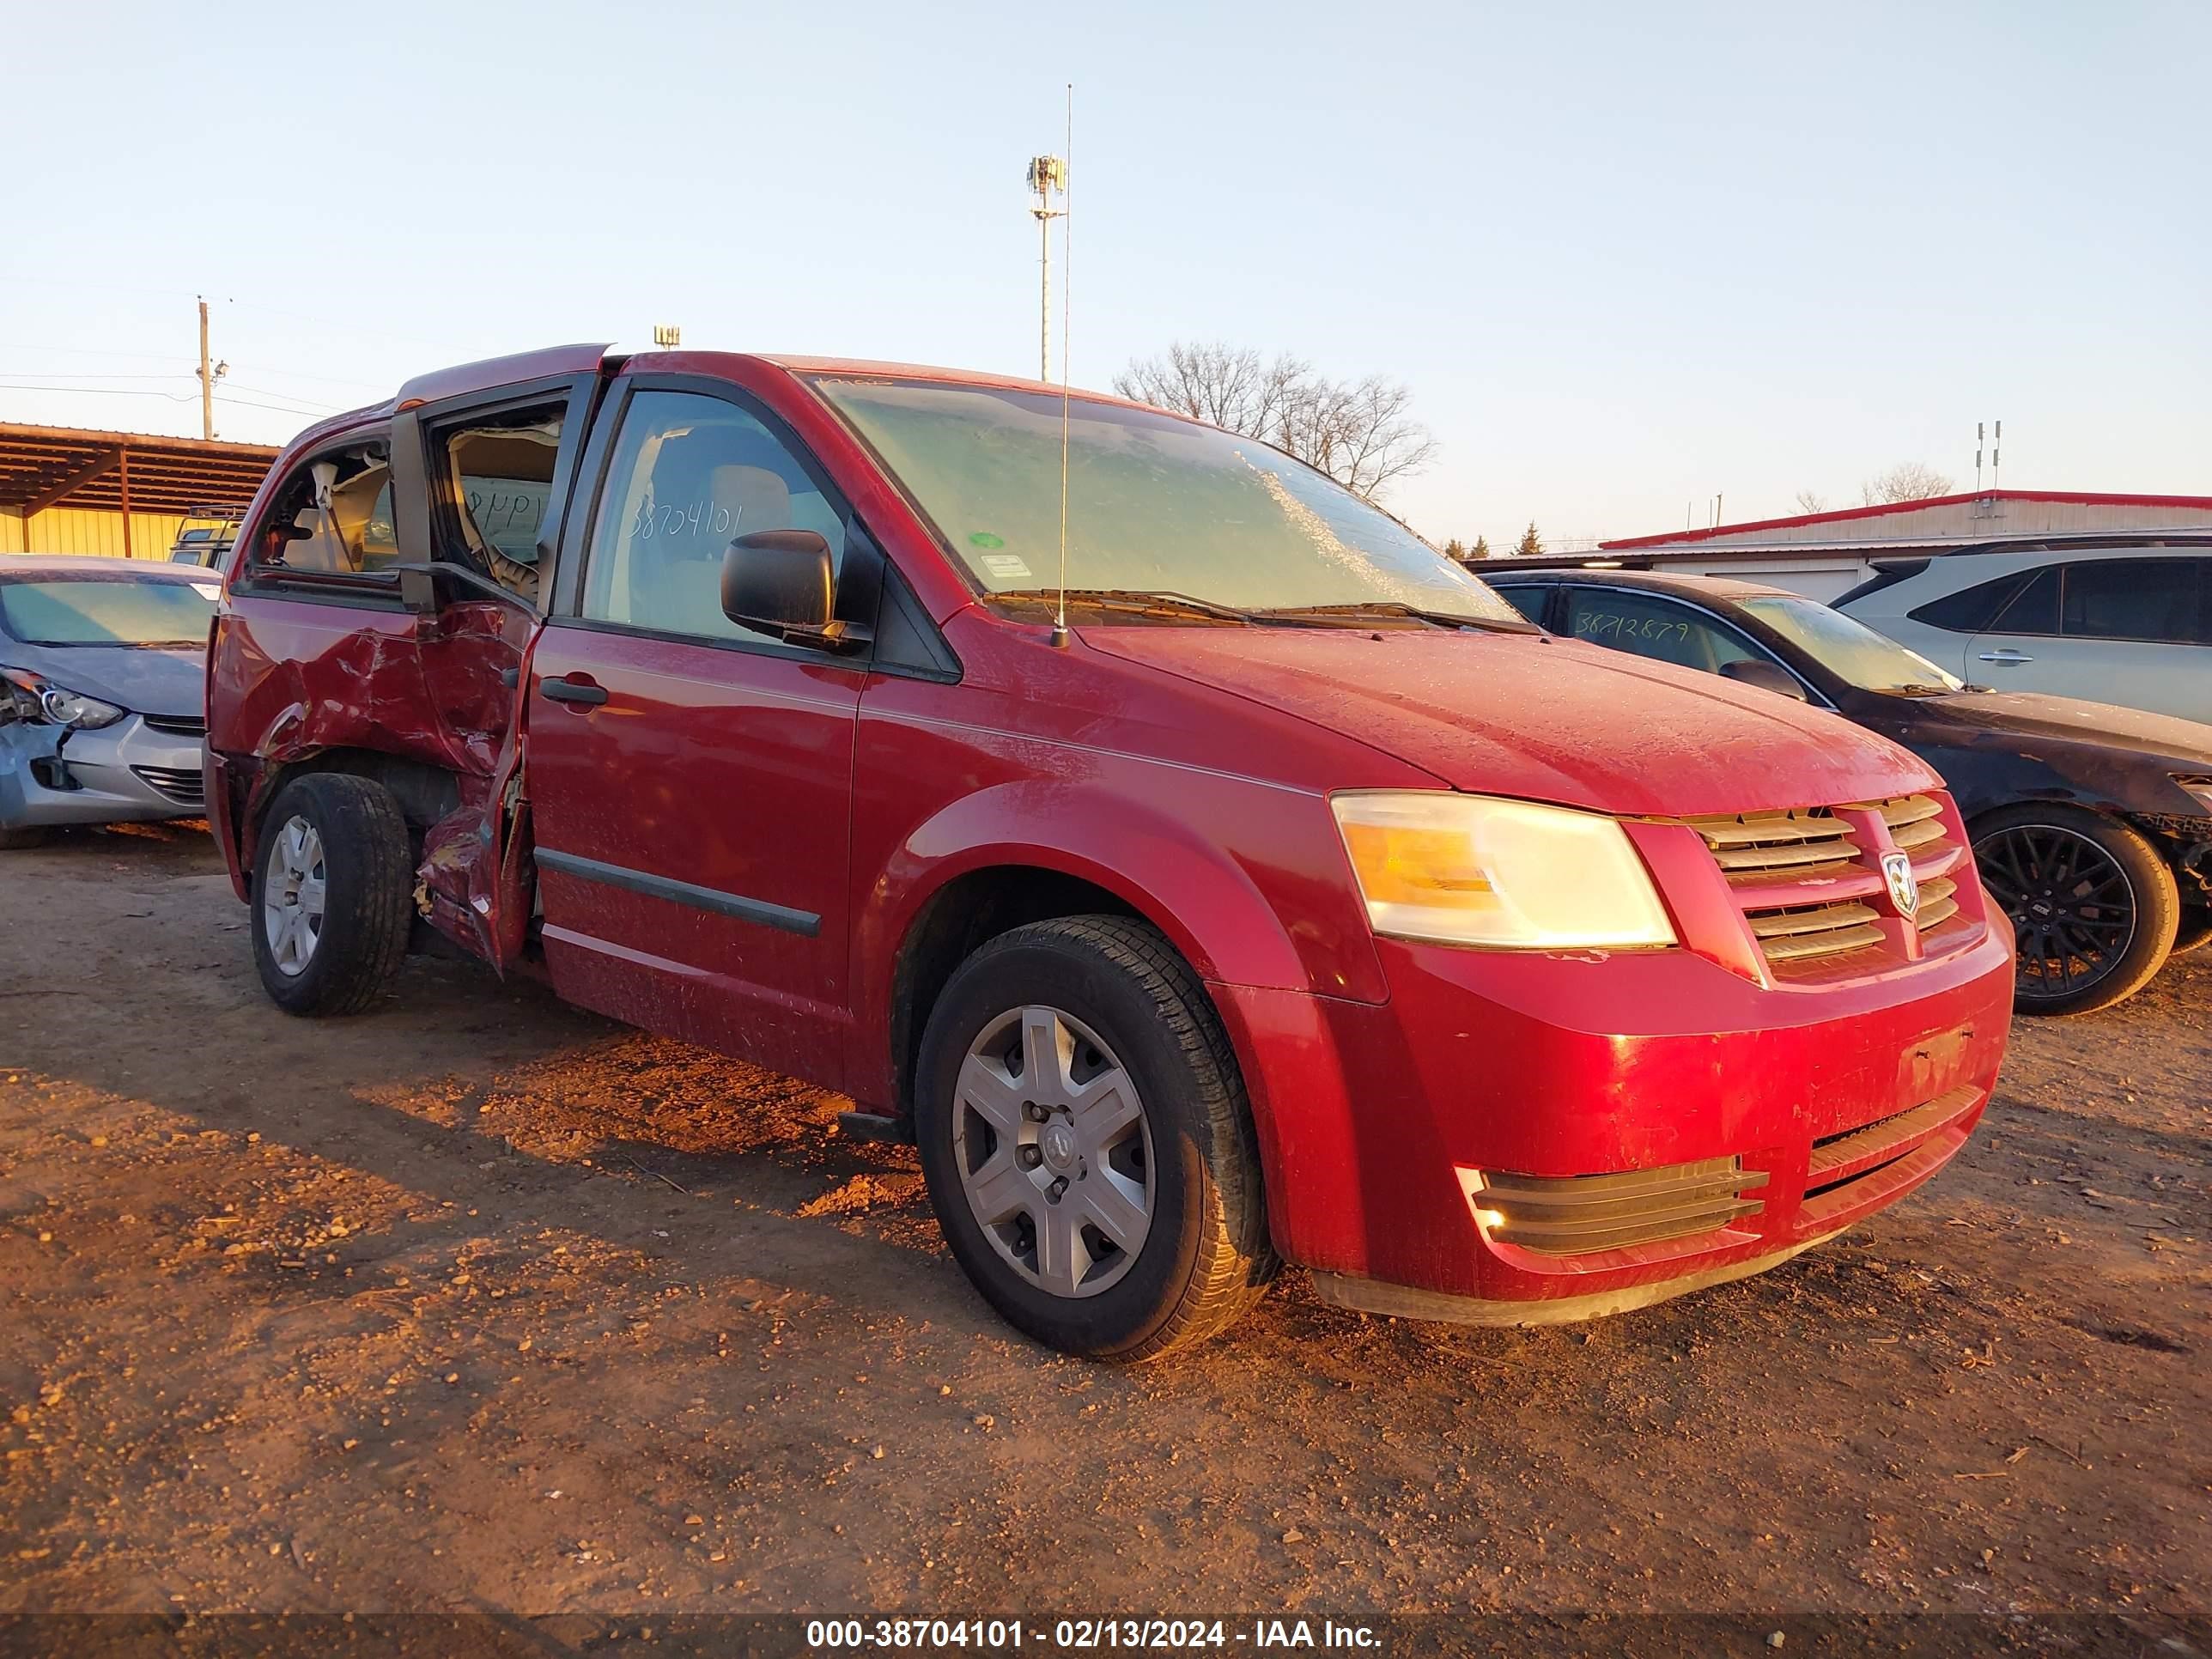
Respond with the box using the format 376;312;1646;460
1973;804;2179;1016
915;916;1276;1360
251;773;412;1016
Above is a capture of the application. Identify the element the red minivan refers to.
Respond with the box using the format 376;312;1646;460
205;344;2014;1358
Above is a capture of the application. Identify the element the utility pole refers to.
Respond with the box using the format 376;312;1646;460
1026;155;1067;381
198;299;214;440
194;298;228;440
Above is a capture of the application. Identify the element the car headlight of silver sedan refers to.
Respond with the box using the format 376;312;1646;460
0;667;126;729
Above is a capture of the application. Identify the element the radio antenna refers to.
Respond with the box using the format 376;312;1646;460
1050;83;1074;648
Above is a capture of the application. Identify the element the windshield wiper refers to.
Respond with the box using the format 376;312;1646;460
1249;601;1540;635
992;588;1255;623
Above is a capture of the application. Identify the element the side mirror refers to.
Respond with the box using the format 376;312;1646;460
721;530;867;651
1719;658;1808;702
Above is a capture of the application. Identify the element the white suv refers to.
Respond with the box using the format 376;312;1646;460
1838;540;2212;723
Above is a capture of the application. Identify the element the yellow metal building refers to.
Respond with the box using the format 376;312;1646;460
0;424;277;561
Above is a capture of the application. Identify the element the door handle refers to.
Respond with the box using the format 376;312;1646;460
1976;650;2033;665
538;676;608;706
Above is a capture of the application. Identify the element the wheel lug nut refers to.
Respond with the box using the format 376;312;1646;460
1047;1176;1067;1204
1018;1146;1042;1170
1024;1102;1047;1122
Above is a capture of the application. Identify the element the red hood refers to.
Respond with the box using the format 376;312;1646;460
1085;627;1937;817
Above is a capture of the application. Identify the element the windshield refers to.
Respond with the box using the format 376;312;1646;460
0;577;217;647
809;378;1522;622
1738;595;1963;692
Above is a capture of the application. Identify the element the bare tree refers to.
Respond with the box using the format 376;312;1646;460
1115;342;1437;502
1860;463;1954;506
1793;489;1828;514
1113;343;1310;441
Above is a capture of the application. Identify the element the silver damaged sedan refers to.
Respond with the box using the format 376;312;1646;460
0;556;220;848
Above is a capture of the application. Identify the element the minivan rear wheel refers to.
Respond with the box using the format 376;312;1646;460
914;916;1276;1360
1973;804;2179;1016
251;773;412;1016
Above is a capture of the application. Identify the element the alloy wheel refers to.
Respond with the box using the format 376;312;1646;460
263;814;327;977
1975;823;2136;1004
952;1004;1154;1299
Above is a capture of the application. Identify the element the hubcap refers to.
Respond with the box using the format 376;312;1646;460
263;814;326;978
1975;823;2136;1001
952;1004;1153;1299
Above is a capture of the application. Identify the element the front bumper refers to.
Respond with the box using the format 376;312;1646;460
0;716;207;830
1212;916;2014;1321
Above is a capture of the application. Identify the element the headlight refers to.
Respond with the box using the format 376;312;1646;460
1331;792;1677;950
0;668;125;729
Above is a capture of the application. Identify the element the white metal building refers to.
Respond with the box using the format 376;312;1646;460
1497;490;2212;601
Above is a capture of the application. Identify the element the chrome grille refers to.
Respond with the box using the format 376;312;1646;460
131;764;204;805
1879;795;1947;851
1474;1157;1768;1255
1746;898;1885;962
141;714;207;738
1686;807;1858;882
1915;875;1960;930
1676;793;1966;970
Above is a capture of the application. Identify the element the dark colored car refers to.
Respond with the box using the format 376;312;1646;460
1489;568;2212;1014
204;344;2014;1358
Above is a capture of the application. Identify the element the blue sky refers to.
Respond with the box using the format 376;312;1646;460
5;1;2207;547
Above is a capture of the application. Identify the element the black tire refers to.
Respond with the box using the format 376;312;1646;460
0;826;49;850
250;773;412;1016
914;915;1277;1361
2174;911;2212;957
1972;803;2179;1017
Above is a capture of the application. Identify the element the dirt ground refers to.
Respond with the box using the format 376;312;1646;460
2;824;2206;1637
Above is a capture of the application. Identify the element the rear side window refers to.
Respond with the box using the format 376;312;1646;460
2059;558;2204;644
428;404;566;601
252;440;398;577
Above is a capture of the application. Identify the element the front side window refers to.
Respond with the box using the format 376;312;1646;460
1908;568;2030;633
431;404;565;600
1563;589;1764;674
1490;585;1551;624
255;440;398;576
1990;565;2061;635
808;377;1520;621
2060;557;2203;644
581;389;847;641
0;576;216;647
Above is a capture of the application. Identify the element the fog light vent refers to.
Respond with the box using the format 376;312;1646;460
1473;1157;1767;1255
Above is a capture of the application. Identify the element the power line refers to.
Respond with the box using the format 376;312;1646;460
0;381;335;420
0;382;195;401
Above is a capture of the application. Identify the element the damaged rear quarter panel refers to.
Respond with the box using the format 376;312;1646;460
209;590;535;966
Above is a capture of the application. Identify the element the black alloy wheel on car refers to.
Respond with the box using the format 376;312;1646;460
1972;803;2180;1017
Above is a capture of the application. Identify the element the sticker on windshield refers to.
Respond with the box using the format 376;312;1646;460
969;532;1006;549
978;552;1032;581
